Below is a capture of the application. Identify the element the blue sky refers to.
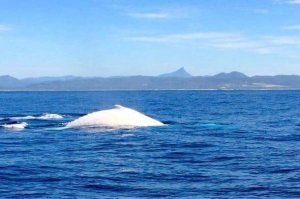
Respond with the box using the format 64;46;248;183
1;0;300;77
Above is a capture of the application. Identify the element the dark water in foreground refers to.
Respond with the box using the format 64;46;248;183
0;91;299;198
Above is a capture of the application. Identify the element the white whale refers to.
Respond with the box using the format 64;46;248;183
66;105;164;129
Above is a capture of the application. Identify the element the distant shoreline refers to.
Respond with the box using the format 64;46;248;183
2;70;300;90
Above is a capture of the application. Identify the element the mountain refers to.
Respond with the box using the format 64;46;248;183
159;67;192;78
1;70;300;90
21;76;80;85
0;75;22;89
213;71;248;79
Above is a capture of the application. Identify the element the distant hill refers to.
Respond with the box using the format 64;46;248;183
213;71;248;79
159;67;192;78
0;75;22;89
1;69;300;90
22;76;80;85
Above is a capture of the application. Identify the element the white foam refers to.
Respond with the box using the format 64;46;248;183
121;133;135;137
67;105;164;129
44;126;69;131
2;122;28;129
38;113;63;120
11;113;63;120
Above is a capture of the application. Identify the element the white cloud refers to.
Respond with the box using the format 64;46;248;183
128;6;199;20
129;12;171;19
274;0;300;4
253;9;270;14
283;25;300;30
128;32;272;54
129;32;240;42
287;0;300;4
267;36;300;45
0;24;11;32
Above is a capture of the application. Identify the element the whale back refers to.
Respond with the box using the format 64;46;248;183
67;105;163;128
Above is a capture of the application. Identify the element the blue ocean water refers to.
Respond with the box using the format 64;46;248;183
0;91;299;198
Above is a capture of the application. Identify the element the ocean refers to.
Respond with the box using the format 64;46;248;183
0;91;299;198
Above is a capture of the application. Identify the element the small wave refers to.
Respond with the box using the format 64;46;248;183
121;133;135;137
1;122;28;130
198;123;236;129
38;113;63;120
10;113;63;120
162;120;177;125
11;116;36;120
44;126;69;131
118;168;139;174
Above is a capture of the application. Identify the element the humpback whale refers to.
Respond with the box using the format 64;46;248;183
66;105;164;129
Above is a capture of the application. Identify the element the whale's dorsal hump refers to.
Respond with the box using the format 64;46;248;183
114;104;126;109
66;104;164;129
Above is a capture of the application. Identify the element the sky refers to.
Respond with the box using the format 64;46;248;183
1;0;300;78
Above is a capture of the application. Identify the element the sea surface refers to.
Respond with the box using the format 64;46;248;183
0;91;299;198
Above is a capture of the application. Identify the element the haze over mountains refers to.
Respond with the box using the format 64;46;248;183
1;68;300;90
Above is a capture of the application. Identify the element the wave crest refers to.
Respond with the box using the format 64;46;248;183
38;113;63;120
1;122;28;129
11;113;63;120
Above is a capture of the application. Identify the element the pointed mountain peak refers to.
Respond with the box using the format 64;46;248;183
159;67;192;78
177;67;186;72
